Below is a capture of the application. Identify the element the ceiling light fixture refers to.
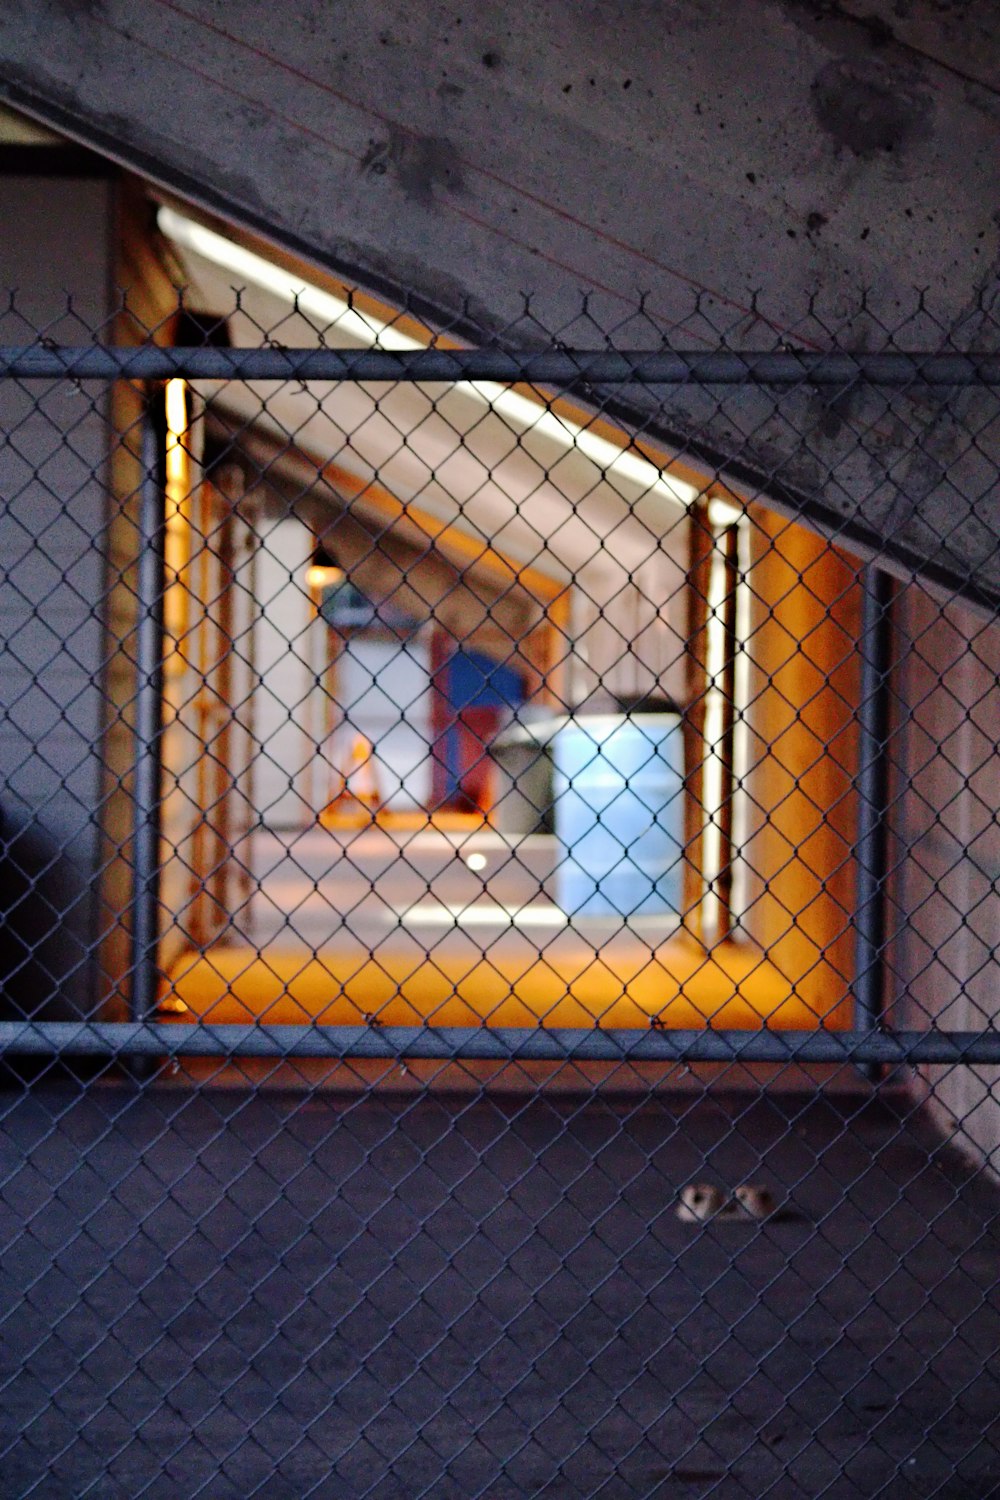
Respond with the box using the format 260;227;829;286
305;542;344;591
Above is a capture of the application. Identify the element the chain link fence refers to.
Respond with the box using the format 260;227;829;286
1;279;999;1497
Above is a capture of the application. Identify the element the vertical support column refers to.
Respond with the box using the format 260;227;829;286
741;510;862;1027
854;562;894;1076
130;392;166;1029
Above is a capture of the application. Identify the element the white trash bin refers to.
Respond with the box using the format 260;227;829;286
553;711;685;919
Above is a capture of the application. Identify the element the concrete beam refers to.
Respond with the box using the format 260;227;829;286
1;0;998;596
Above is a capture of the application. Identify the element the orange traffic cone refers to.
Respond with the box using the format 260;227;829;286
321;734;382;828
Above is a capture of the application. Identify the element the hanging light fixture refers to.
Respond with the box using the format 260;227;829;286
305;542;345;591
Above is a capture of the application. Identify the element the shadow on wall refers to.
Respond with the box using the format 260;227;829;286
0;808;97;1022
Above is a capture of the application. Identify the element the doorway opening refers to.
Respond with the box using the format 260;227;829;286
144;213;860;1038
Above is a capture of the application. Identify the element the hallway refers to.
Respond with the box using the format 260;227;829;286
166;825;801;1032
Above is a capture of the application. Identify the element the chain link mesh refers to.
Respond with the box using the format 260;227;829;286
1;279;999;1497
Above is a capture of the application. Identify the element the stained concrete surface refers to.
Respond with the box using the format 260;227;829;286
3;1;999;599
1;1082;998;1498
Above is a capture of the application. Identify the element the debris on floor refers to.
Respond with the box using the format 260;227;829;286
677;1182;777;1221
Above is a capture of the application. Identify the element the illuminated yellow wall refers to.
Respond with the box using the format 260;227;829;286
740;507;861;1028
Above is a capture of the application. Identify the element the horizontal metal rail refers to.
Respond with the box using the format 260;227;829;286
2;346;999;386
3;1022;999;1065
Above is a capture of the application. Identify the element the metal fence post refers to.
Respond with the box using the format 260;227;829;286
854;562;893;1077
129;391;166;1037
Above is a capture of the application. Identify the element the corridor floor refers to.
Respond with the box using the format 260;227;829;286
0;1079;997;1499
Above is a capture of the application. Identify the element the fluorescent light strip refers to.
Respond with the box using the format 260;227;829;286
158;207;696;512
398;902;681;929
398;902;568;928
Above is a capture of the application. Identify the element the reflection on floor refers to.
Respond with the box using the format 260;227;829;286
166;825;818;1030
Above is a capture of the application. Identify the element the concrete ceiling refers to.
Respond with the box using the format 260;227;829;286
1;0;998;600
172;220;692;630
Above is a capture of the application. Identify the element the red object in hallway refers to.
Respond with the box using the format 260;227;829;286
430;637;526;814
444;706;505;815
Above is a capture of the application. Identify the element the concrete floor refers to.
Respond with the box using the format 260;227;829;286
0;1082;998;1500
166;826;811;1031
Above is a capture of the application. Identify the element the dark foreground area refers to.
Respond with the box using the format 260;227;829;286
0;1080;997;1499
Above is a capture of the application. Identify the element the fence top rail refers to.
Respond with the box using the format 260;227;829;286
1;345;999;385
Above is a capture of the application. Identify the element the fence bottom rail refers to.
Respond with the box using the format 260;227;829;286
0;1021;995;1065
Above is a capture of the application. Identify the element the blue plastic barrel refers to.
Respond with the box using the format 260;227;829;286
552;712;685;919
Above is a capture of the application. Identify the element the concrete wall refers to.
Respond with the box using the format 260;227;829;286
889;585;1000;1168
1;0;997;600
0;171;115;1018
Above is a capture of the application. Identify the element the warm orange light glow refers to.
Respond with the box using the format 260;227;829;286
168;932;817;1034
164;377;189;506
305;562;345;590
165;376;187;441
164;379;188;531
321;735;383;827
163;379;191;656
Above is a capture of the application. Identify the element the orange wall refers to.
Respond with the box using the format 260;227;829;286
741;508;861;1028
